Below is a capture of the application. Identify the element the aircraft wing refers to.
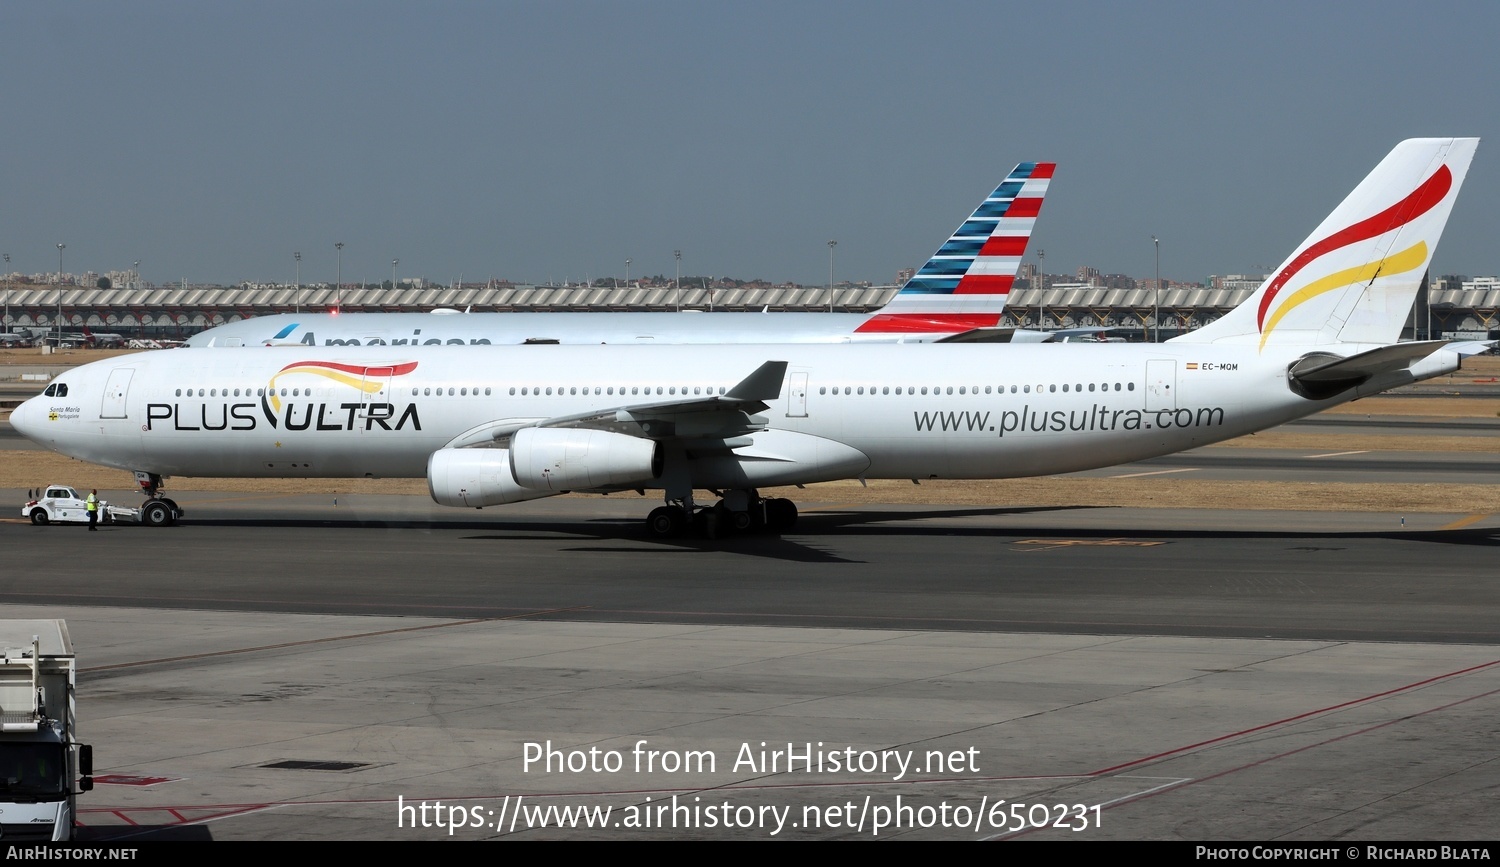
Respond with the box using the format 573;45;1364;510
442;360;788;450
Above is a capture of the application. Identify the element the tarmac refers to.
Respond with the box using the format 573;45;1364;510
2;495;1498;840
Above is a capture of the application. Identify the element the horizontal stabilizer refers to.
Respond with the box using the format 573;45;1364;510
935;327;1024;344
1290;340;1449;382
1448;340;1496;358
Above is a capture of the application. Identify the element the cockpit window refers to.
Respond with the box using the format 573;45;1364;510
42;383;69;397
44;384;56;397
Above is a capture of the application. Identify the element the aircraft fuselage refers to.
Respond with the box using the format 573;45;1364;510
12;342;1442;488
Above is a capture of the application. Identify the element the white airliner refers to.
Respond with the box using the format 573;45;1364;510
186;162;1055;348
11;139;1481;538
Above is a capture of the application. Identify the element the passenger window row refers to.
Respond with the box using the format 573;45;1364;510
494;386;729;397
177;387;267;397
818;382;1137;396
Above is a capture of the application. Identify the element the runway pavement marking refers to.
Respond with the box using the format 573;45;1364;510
1086;680;1500;829
1440;513;1492;531
1003;671;1500;838
1304;449;1370;458
1108;468;1198;479
1091;656;1500;778
978;655;1500;841
1013;538;1167;552
81;606;593;674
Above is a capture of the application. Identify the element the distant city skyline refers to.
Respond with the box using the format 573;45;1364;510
3;3;1497;287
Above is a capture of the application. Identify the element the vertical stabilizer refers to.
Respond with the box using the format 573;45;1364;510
1173;138;1477;348
856;161;1053;335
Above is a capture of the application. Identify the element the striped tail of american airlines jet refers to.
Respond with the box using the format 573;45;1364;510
856;161;1053;335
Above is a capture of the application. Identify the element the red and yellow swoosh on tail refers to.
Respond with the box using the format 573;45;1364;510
1255;165;1450;334
1258;241;1427;350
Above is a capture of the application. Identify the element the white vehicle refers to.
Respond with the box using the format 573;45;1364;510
20;486;99;525
8;139;1483;538
22;484;183;527
187;162;1056;348
0;620;94;842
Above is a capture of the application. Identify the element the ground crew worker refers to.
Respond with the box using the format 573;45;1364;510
86;489;98;531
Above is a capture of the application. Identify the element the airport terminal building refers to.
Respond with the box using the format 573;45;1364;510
1;278;1497;342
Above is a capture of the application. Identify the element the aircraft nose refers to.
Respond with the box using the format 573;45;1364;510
9;395;42;441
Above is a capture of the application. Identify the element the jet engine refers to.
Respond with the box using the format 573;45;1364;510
427;448;555;508
509;427;662;491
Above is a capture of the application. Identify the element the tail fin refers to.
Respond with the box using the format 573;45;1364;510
1174;138;1478;348
856;161;1053;335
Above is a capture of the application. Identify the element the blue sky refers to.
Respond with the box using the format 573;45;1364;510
4;2;1497;287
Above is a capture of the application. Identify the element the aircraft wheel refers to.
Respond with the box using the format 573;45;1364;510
646;506;686;539
728;508;753;532
142;500;172;527
766;498;798;532
30;509;49;526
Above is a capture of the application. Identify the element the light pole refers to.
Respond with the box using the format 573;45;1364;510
1152;235;1160;343
294;251;302;313
335;242;344;310
3;253;9;335
1036;247;1045;329
827;240;837;312
674;250;681;312
56;243;65;347
392;258;399;291
1425;269;1433;340
625;258;631;291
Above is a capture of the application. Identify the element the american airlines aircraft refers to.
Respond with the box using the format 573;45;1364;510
11;139;1481;539
186;162;1055;348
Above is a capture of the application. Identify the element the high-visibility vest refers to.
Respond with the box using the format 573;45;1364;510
86;494;97;512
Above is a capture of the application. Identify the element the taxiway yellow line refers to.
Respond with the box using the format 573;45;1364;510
1440;513;1491;531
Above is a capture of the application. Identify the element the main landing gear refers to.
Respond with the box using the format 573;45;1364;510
645;489;798;540
134;471;181;527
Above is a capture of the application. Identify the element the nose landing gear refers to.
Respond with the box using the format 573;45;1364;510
133;471;181;527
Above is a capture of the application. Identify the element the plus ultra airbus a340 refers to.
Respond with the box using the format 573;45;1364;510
12;139;1482;539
